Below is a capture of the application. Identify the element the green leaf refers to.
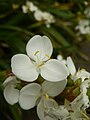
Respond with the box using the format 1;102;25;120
87;88;90;98
74;78;82;87
0;71;7;83
67;77;74;86
48;8;75;19
9;105;22;120
73;87;80;96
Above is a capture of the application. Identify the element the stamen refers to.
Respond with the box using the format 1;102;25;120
45;54;50;60
34;50;39;56
38;62;44;67
45;93;49;100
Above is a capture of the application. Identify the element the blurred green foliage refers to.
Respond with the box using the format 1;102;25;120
0;0;90;119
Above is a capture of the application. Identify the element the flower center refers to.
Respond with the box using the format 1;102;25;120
34;50;50;68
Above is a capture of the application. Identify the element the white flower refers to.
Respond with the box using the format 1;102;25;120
46;100;89;120
64;80;90;120
3;76;20;105
75;19;90;34
46;105;69;120
84;7;90;18
26;1;38;12
37;98;58;120
69;79;90;111
84;1;88;6
76;69;90;81
38;79;90;120
34;10;44;21
80;80;90;109
42;12;55;24
34;10;55;27
69;110;87;120
4;80;67;119
18;80;67;119
22;1;55;27
22;1;38;13
11;35;69;82
22;5;28;13
66;56;90;81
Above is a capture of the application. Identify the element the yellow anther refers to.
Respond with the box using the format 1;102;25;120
45;54;50;60
38;62;44;67
45;93;49;100
34;51;39;56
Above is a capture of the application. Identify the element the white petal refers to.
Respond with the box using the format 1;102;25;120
54;105;69;119
19;83;41;110
67;57;76;76
41;59;69;82
42;80;67;97
37;99;58;120
19;94;38;110
76;69;90;82
20;83;41;94
22;5;28;13
3;76;16;87
26;35;53;61
44;98;58;110
34;10;43;21
4;85;19;105
11;54;39;82
27;1;38;12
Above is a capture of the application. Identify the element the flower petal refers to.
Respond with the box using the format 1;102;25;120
34;10;43;21
3;76;16;87
41;59;69;82
4;85;19;105
42;80;67;97
26;35;53;61
22;5;28;13
19;94;38;110
19;83;41;110
52;105;69;119
44;98;58;108
20;83;41;94
27;1;38;12
37;99;58;120
3;76;20;105
67;57;76;76
76;69;90;82
11;54;39;82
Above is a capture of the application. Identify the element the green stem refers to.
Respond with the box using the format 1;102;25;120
9;105;22;120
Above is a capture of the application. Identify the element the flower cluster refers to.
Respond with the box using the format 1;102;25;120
75;5;90;35
84;7;90;18
46;79;90;120
3;35;90;120
75;19;90;35
22;1;55;27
